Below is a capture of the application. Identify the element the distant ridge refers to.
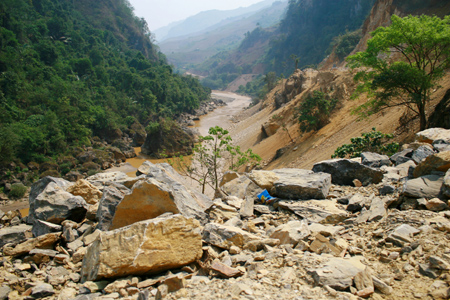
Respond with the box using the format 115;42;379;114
154;0;279;42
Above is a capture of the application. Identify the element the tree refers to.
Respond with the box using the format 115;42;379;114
170;126;261;194
347;15;450;130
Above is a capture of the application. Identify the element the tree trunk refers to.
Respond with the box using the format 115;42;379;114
419;107;427;131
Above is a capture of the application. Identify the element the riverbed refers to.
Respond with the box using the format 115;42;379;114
108;91;252;176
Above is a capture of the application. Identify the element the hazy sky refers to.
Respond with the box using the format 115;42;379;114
128;0;265;31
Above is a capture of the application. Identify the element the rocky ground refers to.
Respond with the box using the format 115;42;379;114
0;128;450;300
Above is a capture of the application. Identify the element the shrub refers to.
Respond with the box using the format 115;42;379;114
296;91;338;132
332;128;400;158
9;183;27;199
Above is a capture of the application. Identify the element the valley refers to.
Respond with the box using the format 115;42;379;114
1;0;450;300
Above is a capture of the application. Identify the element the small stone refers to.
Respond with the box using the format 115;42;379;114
372;276;393;295
155;284;168;300
210;260;244;278
425;198;449;212
31;283;55;298
419;263;441;279
429;256;450;270
353;179;363;187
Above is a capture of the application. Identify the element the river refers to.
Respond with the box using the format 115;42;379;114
109;91;251;177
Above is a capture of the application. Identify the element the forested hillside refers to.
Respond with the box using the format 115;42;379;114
0;0;210;166
264;0;375;74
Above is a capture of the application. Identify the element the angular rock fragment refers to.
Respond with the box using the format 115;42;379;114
402;175;444;199
361;152;390;168
210;260;244;278
248;170;281;190
312;159;383;186
81;214;202;282
416;128;450;144
32;220;62;237
412;145;435;164
271;171;331;200
278;200;348;224
0;224;32;248
309;256;365;290
269;220;310;246
442;169;450;197
202;223;261;250
3;232;60;257
66;179;103;205
413;151;450;177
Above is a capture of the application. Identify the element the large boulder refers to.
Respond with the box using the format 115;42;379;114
110;163;212;229
416;128;450;144
96;185;131;231
29;179;88;230
312;159;383;186
81;214;202;282
221;176;263;201
271;171;331;200
402;175;444;199
413;151;450;178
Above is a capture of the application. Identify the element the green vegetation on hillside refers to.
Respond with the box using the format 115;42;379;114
347;14;450;130
264;0;375;74
332;128;399;158
0;0;210;166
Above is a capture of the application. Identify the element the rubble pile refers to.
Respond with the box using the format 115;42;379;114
1;128;450;300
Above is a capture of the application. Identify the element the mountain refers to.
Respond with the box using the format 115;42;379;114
189;0;374;91
158;1;288;71
154;0;280;42
0;0;209;168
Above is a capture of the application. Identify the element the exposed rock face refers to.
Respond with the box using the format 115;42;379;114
130;121;147;147
261;122;280;137
110;163;212;229
141;121;194;158
312;159;383;186
28;180;88;230
81;214;202;282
